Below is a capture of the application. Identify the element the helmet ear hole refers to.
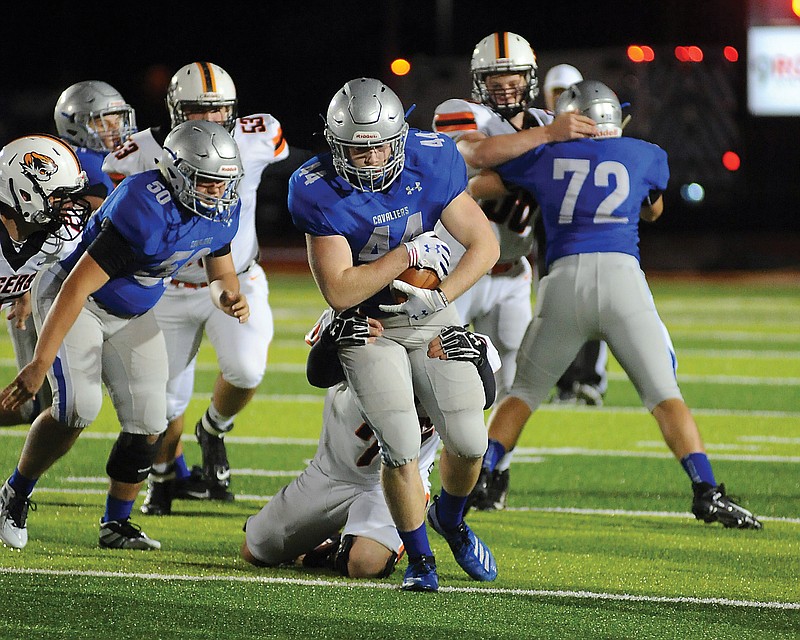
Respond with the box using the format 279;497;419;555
19;190;32;203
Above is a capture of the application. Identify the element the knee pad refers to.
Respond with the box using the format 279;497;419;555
106;432;164;484
333;534;398;579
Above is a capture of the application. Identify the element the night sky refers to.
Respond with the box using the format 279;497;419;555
2;1;748;147
3;1;798;245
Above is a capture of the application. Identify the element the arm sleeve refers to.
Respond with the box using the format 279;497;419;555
86;218;139;277
209;243;232;258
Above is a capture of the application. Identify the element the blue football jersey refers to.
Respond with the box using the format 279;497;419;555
73;146;115;194
60;170;240;316
288;129;467;315
497;137;669;267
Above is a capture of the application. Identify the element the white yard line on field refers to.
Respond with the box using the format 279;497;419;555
0;566;797;609
1;429;798;459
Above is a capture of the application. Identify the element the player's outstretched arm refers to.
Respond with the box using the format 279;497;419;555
1;255;110;410
205;253;249;324
468;170;509;200
457;112;597;169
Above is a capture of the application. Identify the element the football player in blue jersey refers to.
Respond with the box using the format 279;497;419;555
54;80;137;211
288;78;500;591
0;120;250;551
476;80;762;529
0;83;137;428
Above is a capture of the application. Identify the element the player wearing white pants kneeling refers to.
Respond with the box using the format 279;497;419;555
243;313;499;579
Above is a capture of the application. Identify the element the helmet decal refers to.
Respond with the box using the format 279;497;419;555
21;152;59;182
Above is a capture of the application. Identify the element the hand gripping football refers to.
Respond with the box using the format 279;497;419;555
391;267;441;303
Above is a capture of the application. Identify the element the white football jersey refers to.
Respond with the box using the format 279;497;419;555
0;229;80;306
433;99;551;264
312;383;438;488
102;114;289;282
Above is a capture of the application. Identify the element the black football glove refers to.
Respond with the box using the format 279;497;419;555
439;325;486;364
328;314;371;347
438;325;495;409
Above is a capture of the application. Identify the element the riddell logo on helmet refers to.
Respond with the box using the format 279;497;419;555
353;131;381;141
21;152;58;182
218;165;238;174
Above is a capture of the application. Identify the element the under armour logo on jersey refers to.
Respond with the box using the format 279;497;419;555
405;182;422;195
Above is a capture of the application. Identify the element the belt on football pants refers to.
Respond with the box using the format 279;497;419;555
169;258;258;289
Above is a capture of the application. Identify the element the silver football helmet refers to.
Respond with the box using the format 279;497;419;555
54;81;137;152
0;134;89;239
324;78;409;192
471;32;538;118
543;64;584;111
166;62;238;133
159;120;243;224
555;80;623;137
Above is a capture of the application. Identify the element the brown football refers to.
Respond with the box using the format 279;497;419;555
392;267;441;303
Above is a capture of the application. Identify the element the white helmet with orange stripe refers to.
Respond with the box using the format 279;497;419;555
0;134;89;239
166;62;238;133
471;32;538;118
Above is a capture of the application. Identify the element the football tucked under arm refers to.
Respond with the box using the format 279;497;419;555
390;267;441;303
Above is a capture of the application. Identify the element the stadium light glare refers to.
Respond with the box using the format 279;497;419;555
390;58;411;76
628;45;655;62
680;182;706;204
687;46;704;62
722;151;741;171
723;46;739;62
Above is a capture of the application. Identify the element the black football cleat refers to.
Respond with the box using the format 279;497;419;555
195;420;234;501
691;483;763;529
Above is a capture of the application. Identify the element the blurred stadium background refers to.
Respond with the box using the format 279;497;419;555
3;0;798;273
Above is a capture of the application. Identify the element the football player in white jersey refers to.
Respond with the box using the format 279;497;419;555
0;135;90;426
102;62;290;511
432;32;597;511
242;313;499;579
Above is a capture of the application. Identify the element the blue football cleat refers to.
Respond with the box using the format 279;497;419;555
401;555;439;592
428;496;498;582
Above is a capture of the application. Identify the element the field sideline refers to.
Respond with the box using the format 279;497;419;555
0;269;798;639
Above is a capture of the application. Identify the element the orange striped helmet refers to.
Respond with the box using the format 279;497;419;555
471;32;538;118
166;62;238;133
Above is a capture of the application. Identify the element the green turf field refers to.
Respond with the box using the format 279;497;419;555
0;271;798;640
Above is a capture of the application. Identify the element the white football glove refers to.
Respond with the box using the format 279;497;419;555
404;231;451;281
379;280;448;322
